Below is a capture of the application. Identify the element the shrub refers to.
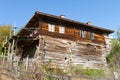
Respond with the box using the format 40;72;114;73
106;39;120;68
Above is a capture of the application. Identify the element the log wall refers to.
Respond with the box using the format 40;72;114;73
39;36;105;68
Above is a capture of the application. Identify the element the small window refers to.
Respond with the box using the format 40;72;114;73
89;32;94;40
80;30;85;38
59;26;65;34
48;24;55;32
104;33;109;37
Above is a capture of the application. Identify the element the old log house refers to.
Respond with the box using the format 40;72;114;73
12;11;114;68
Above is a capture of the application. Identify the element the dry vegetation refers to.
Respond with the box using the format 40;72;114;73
0;58;118;80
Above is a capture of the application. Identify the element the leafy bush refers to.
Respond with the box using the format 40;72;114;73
0;25;11;45
0;25;11;55
107;39;120;68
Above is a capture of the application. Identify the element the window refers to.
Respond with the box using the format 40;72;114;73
48;24;55;32
89;32;94;40
104;33;109;37
59;26;65;34
80;30;85;38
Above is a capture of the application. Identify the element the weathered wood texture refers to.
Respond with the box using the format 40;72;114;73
40;36;105;68
40;21;105;44
17;35;105;68
14;11;114;69
41;22;74;40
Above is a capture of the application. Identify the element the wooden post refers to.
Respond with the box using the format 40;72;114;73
1;52;4;64
11;39;15;55
16;58;20;77
7;43;11;56
7;53;13;70
4;36;8;55
1;40;4;64
42;40;46;63
11;37;15;69
2;52;5;64
26;55;29;71
68;42;72;65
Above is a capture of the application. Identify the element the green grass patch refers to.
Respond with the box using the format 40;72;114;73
42;61;105;77
71;65;105;77
82;68;105;77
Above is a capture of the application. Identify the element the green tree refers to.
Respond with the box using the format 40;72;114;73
107;30;120;68
0;25;11;54
117;29;120;42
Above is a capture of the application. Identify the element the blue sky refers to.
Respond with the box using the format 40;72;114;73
0;0;120;38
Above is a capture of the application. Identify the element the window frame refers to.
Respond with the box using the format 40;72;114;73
59;25;65;34
48;23;55;32
89;31;94;40
80;30;85;38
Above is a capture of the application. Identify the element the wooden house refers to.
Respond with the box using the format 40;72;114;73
13;11;114;68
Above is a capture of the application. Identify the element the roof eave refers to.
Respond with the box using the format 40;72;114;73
18;11;114;36
35;11;114;34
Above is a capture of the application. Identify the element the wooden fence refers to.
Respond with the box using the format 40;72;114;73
0;54;119;80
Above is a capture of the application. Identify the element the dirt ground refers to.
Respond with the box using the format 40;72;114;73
0;69;13;80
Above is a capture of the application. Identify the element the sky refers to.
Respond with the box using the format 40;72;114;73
0;0;120;38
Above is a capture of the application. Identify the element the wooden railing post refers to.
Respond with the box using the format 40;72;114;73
26;55;29;71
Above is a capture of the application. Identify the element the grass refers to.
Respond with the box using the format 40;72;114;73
42;63;105;77
0;59;107;80
82;68;105;77
67;65;105;77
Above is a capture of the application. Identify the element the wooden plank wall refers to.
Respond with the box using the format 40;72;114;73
39;36;104;68
40;21;105;44
41;22;74;40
